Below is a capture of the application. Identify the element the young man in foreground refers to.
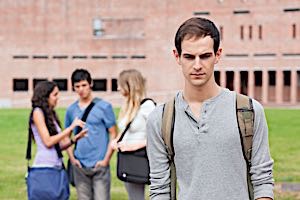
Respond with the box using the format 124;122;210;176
146;17;274;200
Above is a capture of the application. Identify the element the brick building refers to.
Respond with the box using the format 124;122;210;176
0;0;299;108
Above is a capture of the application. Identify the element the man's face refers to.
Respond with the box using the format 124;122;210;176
73;80;92;99
174;36;222;89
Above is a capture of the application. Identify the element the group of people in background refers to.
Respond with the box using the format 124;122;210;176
27;16;274;200
28;68;154;200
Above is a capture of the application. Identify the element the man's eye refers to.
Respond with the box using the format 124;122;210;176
184;55;194;60
199;54;211;59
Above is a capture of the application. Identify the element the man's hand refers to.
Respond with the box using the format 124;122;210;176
94;160;109;168
71;158;82;168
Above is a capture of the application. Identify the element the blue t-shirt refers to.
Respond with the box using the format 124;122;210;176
65;98;116;168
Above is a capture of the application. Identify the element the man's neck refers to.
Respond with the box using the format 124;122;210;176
183;82;221;104
183;82;221;120
79;95;93;108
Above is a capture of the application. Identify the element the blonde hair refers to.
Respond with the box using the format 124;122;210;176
118;69;146;125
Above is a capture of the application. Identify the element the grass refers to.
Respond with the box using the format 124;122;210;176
266;109;300;183
0;108;299;199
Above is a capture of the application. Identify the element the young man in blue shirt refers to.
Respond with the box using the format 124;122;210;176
65;69;117;200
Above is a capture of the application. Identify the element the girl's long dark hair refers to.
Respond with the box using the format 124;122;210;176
30;81;63;157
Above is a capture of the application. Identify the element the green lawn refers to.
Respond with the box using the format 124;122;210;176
0;108;299;199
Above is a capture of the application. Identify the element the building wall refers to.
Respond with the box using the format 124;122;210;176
0;0;299;107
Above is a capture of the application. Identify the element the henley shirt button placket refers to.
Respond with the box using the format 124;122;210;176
200;104;209;134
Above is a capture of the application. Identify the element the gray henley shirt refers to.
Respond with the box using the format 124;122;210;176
146;88;274;200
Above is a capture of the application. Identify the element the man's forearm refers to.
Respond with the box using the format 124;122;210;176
103;125;117;163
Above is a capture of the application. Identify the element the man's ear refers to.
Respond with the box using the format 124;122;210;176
214;48;222;64
173;49;181;65
90;80;93;89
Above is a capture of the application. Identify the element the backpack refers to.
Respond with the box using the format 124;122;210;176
161;92;254;200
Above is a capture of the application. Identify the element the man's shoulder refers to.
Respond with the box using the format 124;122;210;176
94;98;113;110
66;101;78;112
147;103;164;123
234;92;265;116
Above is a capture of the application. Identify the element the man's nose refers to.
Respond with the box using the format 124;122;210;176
193;57;202;70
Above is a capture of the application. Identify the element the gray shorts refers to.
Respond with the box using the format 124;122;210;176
73;164;111;200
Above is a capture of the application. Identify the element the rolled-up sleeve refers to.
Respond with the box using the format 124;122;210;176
251;100;274;200
146;105;171;200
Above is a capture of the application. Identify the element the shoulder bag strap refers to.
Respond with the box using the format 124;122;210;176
73;98;98;150
26;110;34;163
26;109;66;168
117;99;151;143
162;97;177;200
140;98;157;106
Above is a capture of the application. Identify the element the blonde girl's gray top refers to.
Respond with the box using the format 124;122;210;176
146;89;274;200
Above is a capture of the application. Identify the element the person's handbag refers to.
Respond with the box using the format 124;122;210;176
26;167;70;200
26;110;70;200
117;147;150;184
67;98;99;186
116;98;155;184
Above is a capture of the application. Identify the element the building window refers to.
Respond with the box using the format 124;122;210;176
249;25;252;39
93;18;104;37
240;25;244;40
33;78;48;89
13;55;29;59
53;79;68;91
283;71;291;86
254;71;262;86
214;71;220;85
220;26;223;40
240;71;248;95
13;79;28;91
233;10;250;14
226;71;234;91
268;71;276;86
258;25;263;39
111;79;118;92
93;79;107;91
292;24;296;39
193;11;210;16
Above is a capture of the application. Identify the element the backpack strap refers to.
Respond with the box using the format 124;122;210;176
161;93;254;200
236;92;255;200
161;97;177;200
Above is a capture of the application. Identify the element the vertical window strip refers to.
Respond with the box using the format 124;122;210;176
258;25;263;39
220;26;224;41
240;25;244;40
249;25;252;39
292;24;296;39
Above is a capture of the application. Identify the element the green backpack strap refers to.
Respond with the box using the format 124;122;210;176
161;97;177;200
236;93;255;200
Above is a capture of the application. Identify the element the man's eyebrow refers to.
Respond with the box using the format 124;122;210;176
200;52;213;56
182;53;195;56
